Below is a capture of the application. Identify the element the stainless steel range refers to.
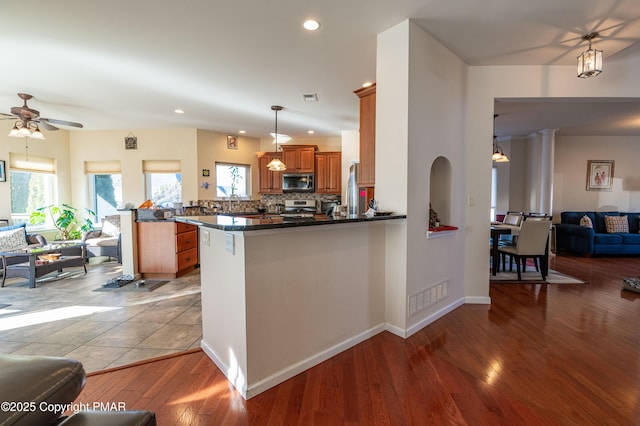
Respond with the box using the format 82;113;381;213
280;199;317;218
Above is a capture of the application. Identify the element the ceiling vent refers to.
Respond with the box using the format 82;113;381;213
302;93;318;102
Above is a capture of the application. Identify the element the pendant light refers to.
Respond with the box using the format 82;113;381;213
577;32;603;78
266;105;287;171
492;114;509;163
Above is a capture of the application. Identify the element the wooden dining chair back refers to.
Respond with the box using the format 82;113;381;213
498;220;551;280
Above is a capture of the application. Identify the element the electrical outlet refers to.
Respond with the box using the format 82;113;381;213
225;233;234;254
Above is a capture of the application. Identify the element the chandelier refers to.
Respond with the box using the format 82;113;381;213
8;120;45;139
577;32;602;78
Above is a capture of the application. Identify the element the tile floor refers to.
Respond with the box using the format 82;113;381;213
0;260;202;373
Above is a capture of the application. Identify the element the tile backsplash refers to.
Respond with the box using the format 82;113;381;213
186;194;341;215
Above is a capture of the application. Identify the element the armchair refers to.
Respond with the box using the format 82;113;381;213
82;215;122;263
0;353;155;425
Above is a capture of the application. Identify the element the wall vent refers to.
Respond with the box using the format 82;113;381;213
408;279;449;318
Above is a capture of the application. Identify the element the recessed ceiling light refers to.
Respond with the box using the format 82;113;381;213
307;130;315;134
174;109;184;114
303;19;320;31
238;130;246;134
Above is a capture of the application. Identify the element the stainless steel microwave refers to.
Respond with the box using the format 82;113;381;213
282;173;315;193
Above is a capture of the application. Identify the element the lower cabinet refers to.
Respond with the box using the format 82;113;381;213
137;221;198;279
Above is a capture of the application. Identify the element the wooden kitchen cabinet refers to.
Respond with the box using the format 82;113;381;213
258;153;283;194
315;152;342;194
281;145;317;172
354;83;376;187
137;221;198;279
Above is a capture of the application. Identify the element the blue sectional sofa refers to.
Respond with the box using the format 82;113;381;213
556;211;640;256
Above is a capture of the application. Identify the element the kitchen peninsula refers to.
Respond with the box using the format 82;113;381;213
176;213;406;399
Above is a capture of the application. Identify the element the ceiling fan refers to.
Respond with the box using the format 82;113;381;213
1;93;83;138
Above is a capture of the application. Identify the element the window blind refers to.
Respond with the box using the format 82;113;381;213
85;160;122;174
9;153;56;174
142;159;181;173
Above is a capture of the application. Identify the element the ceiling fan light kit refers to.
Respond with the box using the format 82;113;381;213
577;32;603;78
2;93;84;140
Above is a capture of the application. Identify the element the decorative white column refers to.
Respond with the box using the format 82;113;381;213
119;210;140;279
538;129;557;214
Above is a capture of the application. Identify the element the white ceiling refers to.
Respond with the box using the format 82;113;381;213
1;0;640;140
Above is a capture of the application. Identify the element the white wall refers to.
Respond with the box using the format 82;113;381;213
377;20;468;334
465;44;640;300
70;128;198;210
554;136;640;214
196;130;261;200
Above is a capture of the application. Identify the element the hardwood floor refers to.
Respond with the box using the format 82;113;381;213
76;254;640;425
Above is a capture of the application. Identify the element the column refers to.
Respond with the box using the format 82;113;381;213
538;129;557;214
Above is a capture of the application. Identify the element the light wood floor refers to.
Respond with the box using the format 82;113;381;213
76;254;640;425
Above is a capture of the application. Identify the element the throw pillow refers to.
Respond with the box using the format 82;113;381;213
0;227;28;251
580;215;593;228
605;215;629;233
101;216;121;237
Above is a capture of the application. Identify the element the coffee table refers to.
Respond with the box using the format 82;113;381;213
1;243;86;288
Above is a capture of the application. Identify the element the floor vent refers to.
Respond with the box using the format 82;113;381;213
408;279;449;317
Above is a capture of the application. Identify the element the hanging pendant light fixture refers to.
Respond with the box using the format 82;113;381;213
577;32;603;78
266;105;287;171
492;114;509;163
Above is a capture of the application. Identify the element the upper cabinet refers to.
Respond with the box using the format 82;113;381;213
354;83;376;187
315;152;342;194
282;145;317;172
258;153;283;194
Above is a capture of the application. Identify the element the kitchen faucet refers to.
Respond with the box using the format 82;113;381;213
229;194;241;212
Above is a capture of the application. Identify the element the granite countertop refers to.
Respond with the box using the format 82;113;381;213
174;213;406;231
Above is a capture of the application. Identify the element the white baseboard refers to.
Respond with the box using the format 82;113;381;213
465;296;491;304
404;297;465;338
201;324;387;400
200;296;488;400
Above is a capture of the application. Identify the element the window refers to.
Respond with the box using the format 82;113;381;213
216;163;249;198
90;174;122;221
9;153;57;226
143;160;182;207
85;161;122;222
490;166;497;220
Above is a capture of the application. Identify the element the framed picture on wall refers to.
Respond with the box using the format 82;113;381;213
227;135;238;150
0;160;5;182
586;160;614;191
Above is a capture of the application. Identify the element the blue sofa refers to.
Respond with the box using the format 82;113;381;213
556;211;640;256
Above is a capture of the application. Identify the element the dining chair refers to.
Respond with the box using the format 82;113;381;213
498;220;551;280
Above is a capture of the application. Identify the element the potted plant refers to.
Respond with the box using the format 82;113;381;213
29;204;96;241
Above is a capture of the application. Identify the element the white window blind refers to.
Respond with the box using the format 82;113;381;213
142;160;181;173
9;153;56;174
85;160;122;174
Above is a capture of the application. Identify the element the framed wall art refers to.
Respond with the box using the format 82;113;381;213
227;135;238;150
586;160;614;191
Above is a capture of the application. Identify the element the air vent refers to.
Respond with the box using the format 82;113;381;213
302;93;318;102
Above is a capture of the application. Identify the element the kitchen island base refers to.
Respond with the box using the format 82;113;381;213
197;220;395;399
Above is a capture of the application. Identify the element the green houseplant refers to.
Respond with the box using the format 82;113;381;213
29;204;96;241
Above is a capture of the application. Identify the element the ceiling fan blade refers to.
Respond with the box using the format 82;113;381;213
0;112;16;118
40;117;83;128
37;120;59;131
